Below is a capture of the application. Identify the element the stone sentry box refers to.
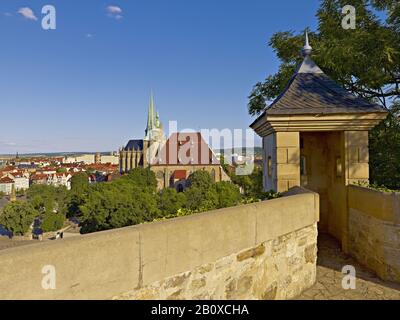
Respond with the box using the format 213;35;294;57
250;32;387;251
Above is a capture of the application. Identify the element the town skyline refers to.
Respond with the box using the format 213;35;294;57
0;0;323;154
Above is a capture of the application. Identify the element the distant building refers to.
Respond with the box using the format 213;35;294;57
151;132;230;190
47;173;72;190
30;172;72;190
30;173;48;185
64;154;96;165
64;153;119;165
13;176;29;191
4;172;29;191
119;93;230;190
99;155;119;165
0;177;14;195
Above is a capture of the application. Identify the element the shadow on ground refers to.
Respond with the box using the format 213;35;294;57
296;233;400;300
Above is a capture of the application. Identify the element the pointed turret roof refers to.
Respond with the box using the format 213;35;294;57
253;31;386;119
145;92;156;138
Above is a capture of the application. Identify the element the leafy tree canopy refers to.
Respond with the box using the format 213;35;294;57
0;202;38;236
214;181;242;209
41;212;65;233
185;171;218;211
248;0;400;116
27;184;67;216
67;172;90;217
122;168;158;191
187;171;214;190
70;172;89;193
230;167;264;198
184;186;218;212
158;188;187;216
80;179;160;234
370;101;400;188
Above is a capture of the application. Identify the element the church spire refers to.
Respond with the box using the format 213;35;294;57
145;91;157;140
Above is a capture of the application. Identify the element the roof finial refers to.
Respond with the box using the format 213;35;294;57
302;29;312;57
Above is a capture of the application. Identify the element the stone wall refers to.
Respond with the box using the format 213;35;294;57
0;187;319;300
348;185;400;283
262;132;301;193
115;224;317;300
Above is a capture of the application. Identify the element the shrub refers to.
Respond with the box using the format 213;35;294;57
215;181;242;208
0;202;38;236
158;188;187;216
41;212;65;232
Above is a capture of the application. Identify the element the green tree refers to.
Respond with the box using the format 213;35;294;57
185;171;218;211
248;0;400;115
27;184;68;216
79;181;159;234
70;172;89;193
67;172;89;217
215;181;242;208
158;188;187;216
41;212;65;232
0;202;38;236
371;0;400;31
184;186;218;212
122;168;158;190
370;102;400;189
230;167;264;198
187;171;214;189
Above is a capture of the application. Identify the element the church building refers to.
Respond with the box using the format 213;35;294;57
119;94;230;190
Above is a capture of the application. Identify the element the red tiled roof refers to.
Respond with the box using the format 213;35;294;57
8;171;24;178
172;170;187;180
152;132;220;166
30;174;48;181
0;177;14;184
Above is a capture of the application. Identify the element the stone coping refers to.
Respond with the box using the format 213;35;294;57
348;185;400;223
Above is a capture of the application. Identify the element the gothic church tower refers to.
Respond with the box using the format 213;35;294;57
119;92;165;172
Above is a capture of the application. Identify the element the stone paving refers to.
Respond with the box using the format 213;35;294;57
297;233;400;300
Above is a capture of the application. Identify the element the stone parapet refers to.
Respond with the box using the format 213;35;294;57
348;185;400;283
0;188;319;300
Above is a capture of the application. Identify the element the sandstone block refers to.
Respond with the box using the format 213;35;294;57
237;244;266;262
276;132;299;148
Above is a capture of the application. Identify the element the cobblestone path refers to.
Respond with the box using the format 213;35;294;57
297;234;400;300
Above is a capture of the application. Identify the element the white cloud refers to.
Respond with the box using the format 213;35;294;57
85;33;94;38
106;5;123;19
17;7;38;21
107;6;122;14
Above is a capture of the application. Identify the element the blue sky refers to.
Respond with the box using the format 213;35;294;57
0;0;321;154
